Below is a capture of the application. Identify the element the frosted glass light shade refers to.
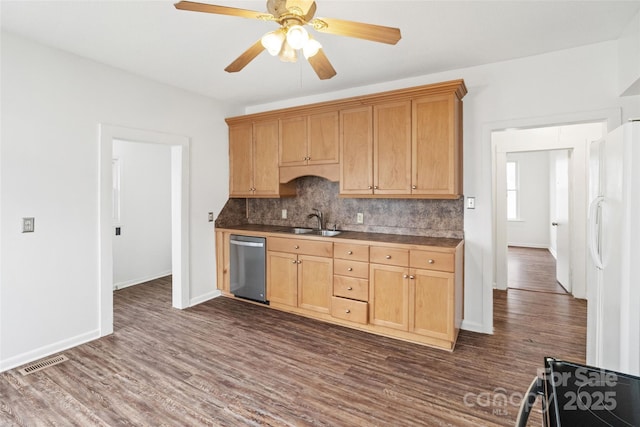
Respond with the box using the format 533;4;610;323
286;25;309;50
261;30;285;56
279;41;298;63
303;39;322;59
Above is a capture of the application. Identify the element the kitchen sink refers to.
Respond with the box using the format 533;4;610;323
290;227;314;234
315;230;341;237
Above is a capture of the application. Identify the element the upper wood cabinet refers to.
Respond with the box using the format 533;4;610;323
226;79;466;199
340;107;373;195
279;112;339;166
229;120;295;198
412;94;462;197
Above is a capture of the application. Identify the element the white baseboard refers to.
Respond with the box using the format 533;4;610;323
0;329;100;373
113;270;172;290
190;289;222;307
548;247;557;259
461;320;492;334
507;243;550;249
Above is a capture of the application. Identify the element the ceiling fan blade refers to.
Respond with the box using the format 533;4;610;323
225;40;265;73
307;49;336;80
312;17;401;45
174;1;273;20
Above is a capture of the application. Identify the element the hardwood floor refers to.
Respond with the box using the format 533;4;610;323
1;276;586;426
508;246;567;294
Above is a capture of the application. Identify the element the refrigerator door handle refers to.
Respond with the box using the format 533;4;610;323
588;196;604;269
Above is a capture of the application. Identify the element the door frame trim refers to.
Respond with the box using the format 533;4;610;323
98;123;190;337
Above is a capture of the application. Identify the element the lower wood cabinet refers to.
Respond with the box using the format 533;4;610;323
267;238;333;314
217;228;463;351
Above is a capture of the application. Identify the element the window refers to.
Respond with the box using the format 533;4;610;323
506;160;519;220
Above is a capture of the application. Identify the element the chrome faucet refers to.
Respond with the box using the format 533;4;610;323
307;208;324;231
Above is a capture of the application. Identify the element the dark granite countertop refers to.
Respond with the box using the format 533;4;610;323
217;224;463;249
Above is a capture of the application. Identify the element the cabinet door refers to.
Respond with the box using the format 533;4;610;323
279;116;308;166
267;251;298;306
374;101;411;194
409;269;455;341
298;255;333;313
308;111;339;165
215;231;231;292
369;264;409;330
253;120;281;196
228;123;254;197
412;94;460;196
340;107;373;195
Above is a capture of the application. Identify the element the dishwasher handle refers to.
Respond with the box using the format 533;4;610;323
230;239;265;248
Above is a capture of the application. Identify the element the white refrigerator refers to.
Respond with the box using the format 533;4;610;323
587;121;640;376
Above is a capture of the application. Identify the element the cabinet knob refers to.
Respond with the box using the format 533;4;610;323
294;245;299;249
347;286;353;291
347;267;353;271
297;260;302;264
412;185;417;190
403;274;409;279
409;275;415;280
385;255;391;259
428;259;435;264
345;309;351;314
374;186;379;190
368;185;373;190
292;260;297;264
347;251;353;255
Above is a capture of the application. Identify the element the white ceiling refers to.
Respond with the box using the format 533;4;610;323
2;1;639;106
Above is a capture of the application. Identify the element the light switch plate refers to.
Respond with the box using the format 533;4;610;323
281;209;287;219
467;197;476;209
22;217;35;233
208;212;214;222
356;213;364;224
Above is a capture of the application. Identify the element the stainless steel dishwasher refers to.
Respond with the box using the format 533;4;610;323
229;235;267;303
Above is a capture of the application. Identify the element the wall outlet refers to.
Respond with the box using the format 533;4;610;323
356;212;364;224
281;209;287;219
208;212;214;222
22;217;35;233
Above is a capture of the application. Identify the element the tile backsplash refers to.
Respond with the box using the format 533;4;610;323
215;176;464;239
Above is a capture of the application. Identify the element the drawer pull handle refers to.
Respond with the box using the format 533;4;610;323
347;251;353;255
345;309;351;314
347;267;353;271
347;287;353;291
428;259;435;264
294;245;299;249
385;255;391;259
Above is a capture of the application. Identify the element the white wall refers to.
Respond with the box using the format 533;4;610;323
619;10;640;96
112;140;172;289
506;151;550;248
0;32;231;371
245;40;640;333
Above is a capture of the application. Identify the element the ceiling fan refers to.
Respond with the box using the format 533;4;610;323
174;0;401;80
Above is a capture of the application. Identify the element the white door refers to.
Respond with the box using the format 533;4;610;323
553;150;571;291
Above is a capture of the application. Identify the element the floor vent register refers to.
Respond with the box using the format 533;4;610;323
18;354;69;376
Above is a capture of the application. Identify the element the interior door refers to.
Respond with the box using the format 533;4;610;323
553;150;571;291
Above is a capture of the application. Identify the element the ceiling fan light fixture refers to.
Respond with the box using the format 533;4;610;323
278;41;298;63
303;38;321;59
285;24;309;50
261;29;285;56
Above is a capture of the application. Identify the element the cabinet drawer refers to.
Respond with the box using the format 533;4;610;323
334;259;369;279
333;243;369;262
410;250;454;272
268;237;333;257
370;246;409;266
331;296;368;324
333;276;369;301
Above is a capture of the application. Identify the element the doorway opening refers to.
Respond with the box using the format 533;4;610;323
493;122;605;299
99;124;190;337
